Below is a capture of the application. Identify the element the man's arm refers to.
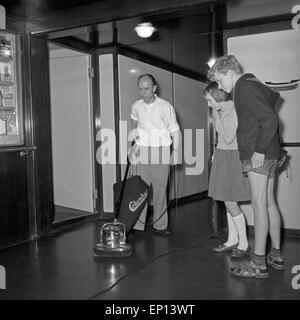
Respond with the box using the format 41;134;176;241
130;118;139;142
129;100;139;143
171;129;180;150
128;106;139;162
170;129;182;165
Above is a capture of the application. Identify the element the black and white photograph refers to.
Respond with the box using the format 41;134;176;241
2;88;14;108
0;63;12;83
0;0;299;306
0;33;11;58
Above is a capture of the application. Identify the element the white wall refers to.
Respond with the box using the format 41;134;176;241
173;74;208;198
228;30;300;229
49;48;95;213
227;0;299;23
118;55;208;200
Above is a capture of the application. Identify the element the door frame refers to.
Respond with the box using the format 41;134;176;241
29;35;104;237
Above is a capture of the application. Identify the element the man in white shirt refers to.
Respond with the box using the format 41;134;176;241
130;74;180;235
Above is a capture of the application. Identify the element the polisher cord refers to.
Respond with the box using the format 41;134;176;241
136;161;182;227
89;233;223;300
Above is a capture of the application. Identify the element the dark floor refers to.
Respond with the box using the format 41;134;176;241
0;199;300;300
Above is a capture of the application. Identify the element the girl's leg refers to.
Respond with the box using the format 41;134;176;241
223;206;238;246
224;201;241;217
225;201;248;250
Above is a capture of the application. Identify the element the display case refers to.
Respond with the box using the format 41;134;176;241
0;30;23;146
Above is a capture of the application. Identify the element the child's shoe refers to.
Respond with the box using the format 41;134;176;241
267;253;285;270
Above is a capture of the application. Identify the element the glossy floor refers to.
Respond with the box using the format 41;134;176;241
0;199;299;300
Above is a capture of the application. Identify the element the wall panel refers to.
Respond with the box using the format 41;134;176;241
118;55;208;203
98;54;117;213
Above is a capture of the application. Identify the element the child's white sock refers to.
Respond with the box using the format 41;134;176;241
225;213;238;246
233;213;248;250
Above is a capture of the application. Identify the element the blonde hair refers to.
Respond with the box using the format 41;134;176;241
207;55;242;81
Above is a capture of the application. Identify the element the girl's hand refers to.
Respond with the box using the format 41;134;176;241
212;102;222;111
212;108;220;120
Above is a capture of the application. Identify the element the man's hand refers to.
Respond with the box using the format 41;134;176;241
171;149;182;166
128;128;139;142
251;152;265;169
128;143;139;164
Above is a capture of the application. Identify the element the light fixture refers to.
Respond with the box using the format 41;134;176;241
134;22;156;38
129;69;138;74
207;57;216;68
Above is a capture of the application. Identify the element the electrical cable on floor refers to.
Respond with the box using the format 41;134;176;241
90;159;220;300
89;233;223;300
136;162;182;227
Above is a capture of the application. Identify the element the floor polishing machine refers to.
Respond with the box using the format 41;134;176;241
93;144;150;258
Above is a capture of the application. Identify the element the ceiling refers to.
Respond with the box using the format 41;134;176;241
1;0;223;82
1;0;108;19
2;0;225;56
45;4;217;47
2;0;225;44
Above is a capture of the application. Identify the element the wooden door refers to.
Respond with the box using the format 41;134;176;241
0;151;31;247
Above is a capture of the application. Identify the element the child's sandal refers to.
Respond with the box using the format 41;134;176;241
230;260;269;279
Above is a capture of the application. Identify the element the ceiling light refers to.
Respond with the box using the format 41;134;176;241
207;57;217;68
134;22;156;38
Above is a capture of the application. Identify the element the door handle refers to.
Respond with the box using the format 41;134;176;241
20;150;31;157
19;146;37;157
0;146;36;156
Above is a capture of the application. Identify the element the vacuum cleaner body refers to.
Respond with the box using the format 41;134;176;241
94;219;133;258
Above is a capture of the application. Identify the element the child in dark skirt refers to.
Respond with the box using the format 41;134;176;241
204;82;251;259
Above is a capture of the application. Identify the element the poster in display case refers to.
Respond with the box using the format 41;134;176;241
0;30;23;146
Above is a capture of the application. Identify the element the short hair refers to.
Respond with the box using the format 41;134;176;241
207;55;242;81
137;74;157;86
203;82;231;102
